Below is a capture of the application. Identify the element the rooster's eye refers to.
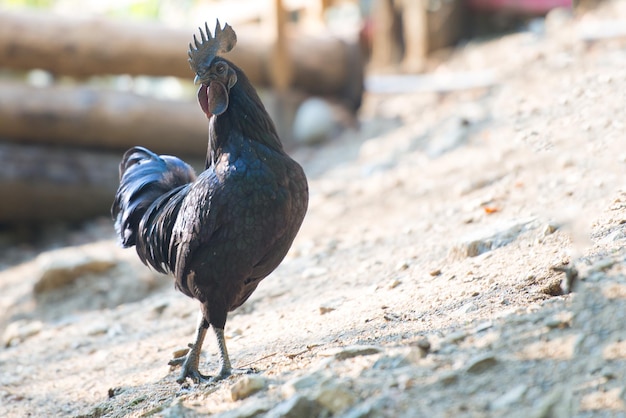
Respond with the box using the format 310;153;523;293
216;63;226;74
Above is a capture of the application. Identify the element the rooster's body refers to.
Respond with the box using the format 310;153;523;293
111;22;308;383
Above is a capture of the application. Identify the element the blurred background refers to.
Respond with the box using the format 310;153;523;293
0;0;581;253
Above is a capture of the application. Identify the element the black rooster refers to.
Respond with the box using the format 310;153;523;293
111;21;308;384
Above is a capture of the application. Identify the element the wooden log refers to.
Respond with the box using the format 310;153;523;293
0;142;205;223
0;143;120;222
0;9;363;109
0;82;207;156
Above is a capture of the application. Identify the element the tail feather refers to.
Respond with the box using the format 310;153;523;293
136;184;190;274
111;147;196;269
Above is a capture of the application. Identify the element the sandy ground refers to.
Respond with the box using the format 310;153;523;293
2;3;626;417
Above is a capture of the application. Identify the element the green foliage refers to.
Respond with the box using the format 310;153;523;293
1;0;175;20
106;0;162;20
3;0;54;8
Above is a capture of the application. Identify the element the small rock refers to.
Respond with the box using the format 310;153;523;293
282;373;324;398
107;387;124;398
416;338;431;350
544;314;571;329
395;261;409;271
407;338;431;361
218;400;273;418
438;371;459;386
372;353;411;370
3;320;43;347
314;383;356;414
319;305;336;315
445;331;467;344
292;97;339;145
266;395;322;418
474;321;493;333
160;398;197;418
388;278;402;289
491;384;527;410
34;246;117;293
589;258;616;273
86;322;109;336
429;268;442;277
231;375;267;401
319;297;344;315
342;395;391;418
455;302;479;315
531;384;573;418
450;218;537;258
466;353;498;374
172;347;190;359
542;223;558;236
320;345;382;360
151;300;169;316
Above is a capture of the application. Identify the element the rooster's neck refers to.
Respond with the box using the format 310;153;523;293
206;64;284;165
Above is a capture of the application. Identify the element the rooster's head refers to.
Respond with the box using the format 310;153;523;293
188;21;238;119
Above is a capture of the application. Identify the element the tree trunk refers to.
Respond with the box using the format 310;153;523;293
0;82;206;156
0;142;204;223
0;143;120;222
0;9;363;109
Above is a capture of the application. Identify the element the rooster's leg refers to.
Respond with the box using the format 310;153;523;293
209;327;255;383
169;311;210;384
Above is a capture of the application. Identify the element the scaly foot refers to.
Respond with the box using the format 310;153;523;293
169;347;210;384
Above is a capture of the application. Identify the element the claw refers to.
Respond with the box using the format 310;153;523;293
172;351;210;384
177;367;210;384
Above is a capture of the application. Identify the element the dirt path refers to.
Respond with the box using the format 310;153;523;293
2;3;626;417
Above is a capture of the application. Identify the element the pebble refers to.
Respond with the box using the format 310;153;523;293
320;345;382;361
265;395;322;418
413;337;431;358
438;371;459;386
589;258;616;273
455;302;479;315
429;268;442;276
544;315;570;329
466;353;498;374
33;247;117;294
388;278;402;289
171;347;190;359
318;297;344;315
450;217;536;258
530;384;573;418
86;322;109;336
445;331;467;344
3;320;43;347
395;261;409;271
314;383;356;414
282;373;325;398
292;97;338;145
217;401;274;418
474;321;493;333
542;223;558;236
160;398;197;418
231;375;267;401
491;384;528;410
319;305;336;315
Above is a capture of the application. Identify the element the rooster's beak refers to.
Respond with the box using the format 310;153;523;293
193;75;200;85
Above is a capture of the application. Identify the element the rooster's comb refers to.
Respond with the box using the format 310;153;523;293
188;20;237;75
